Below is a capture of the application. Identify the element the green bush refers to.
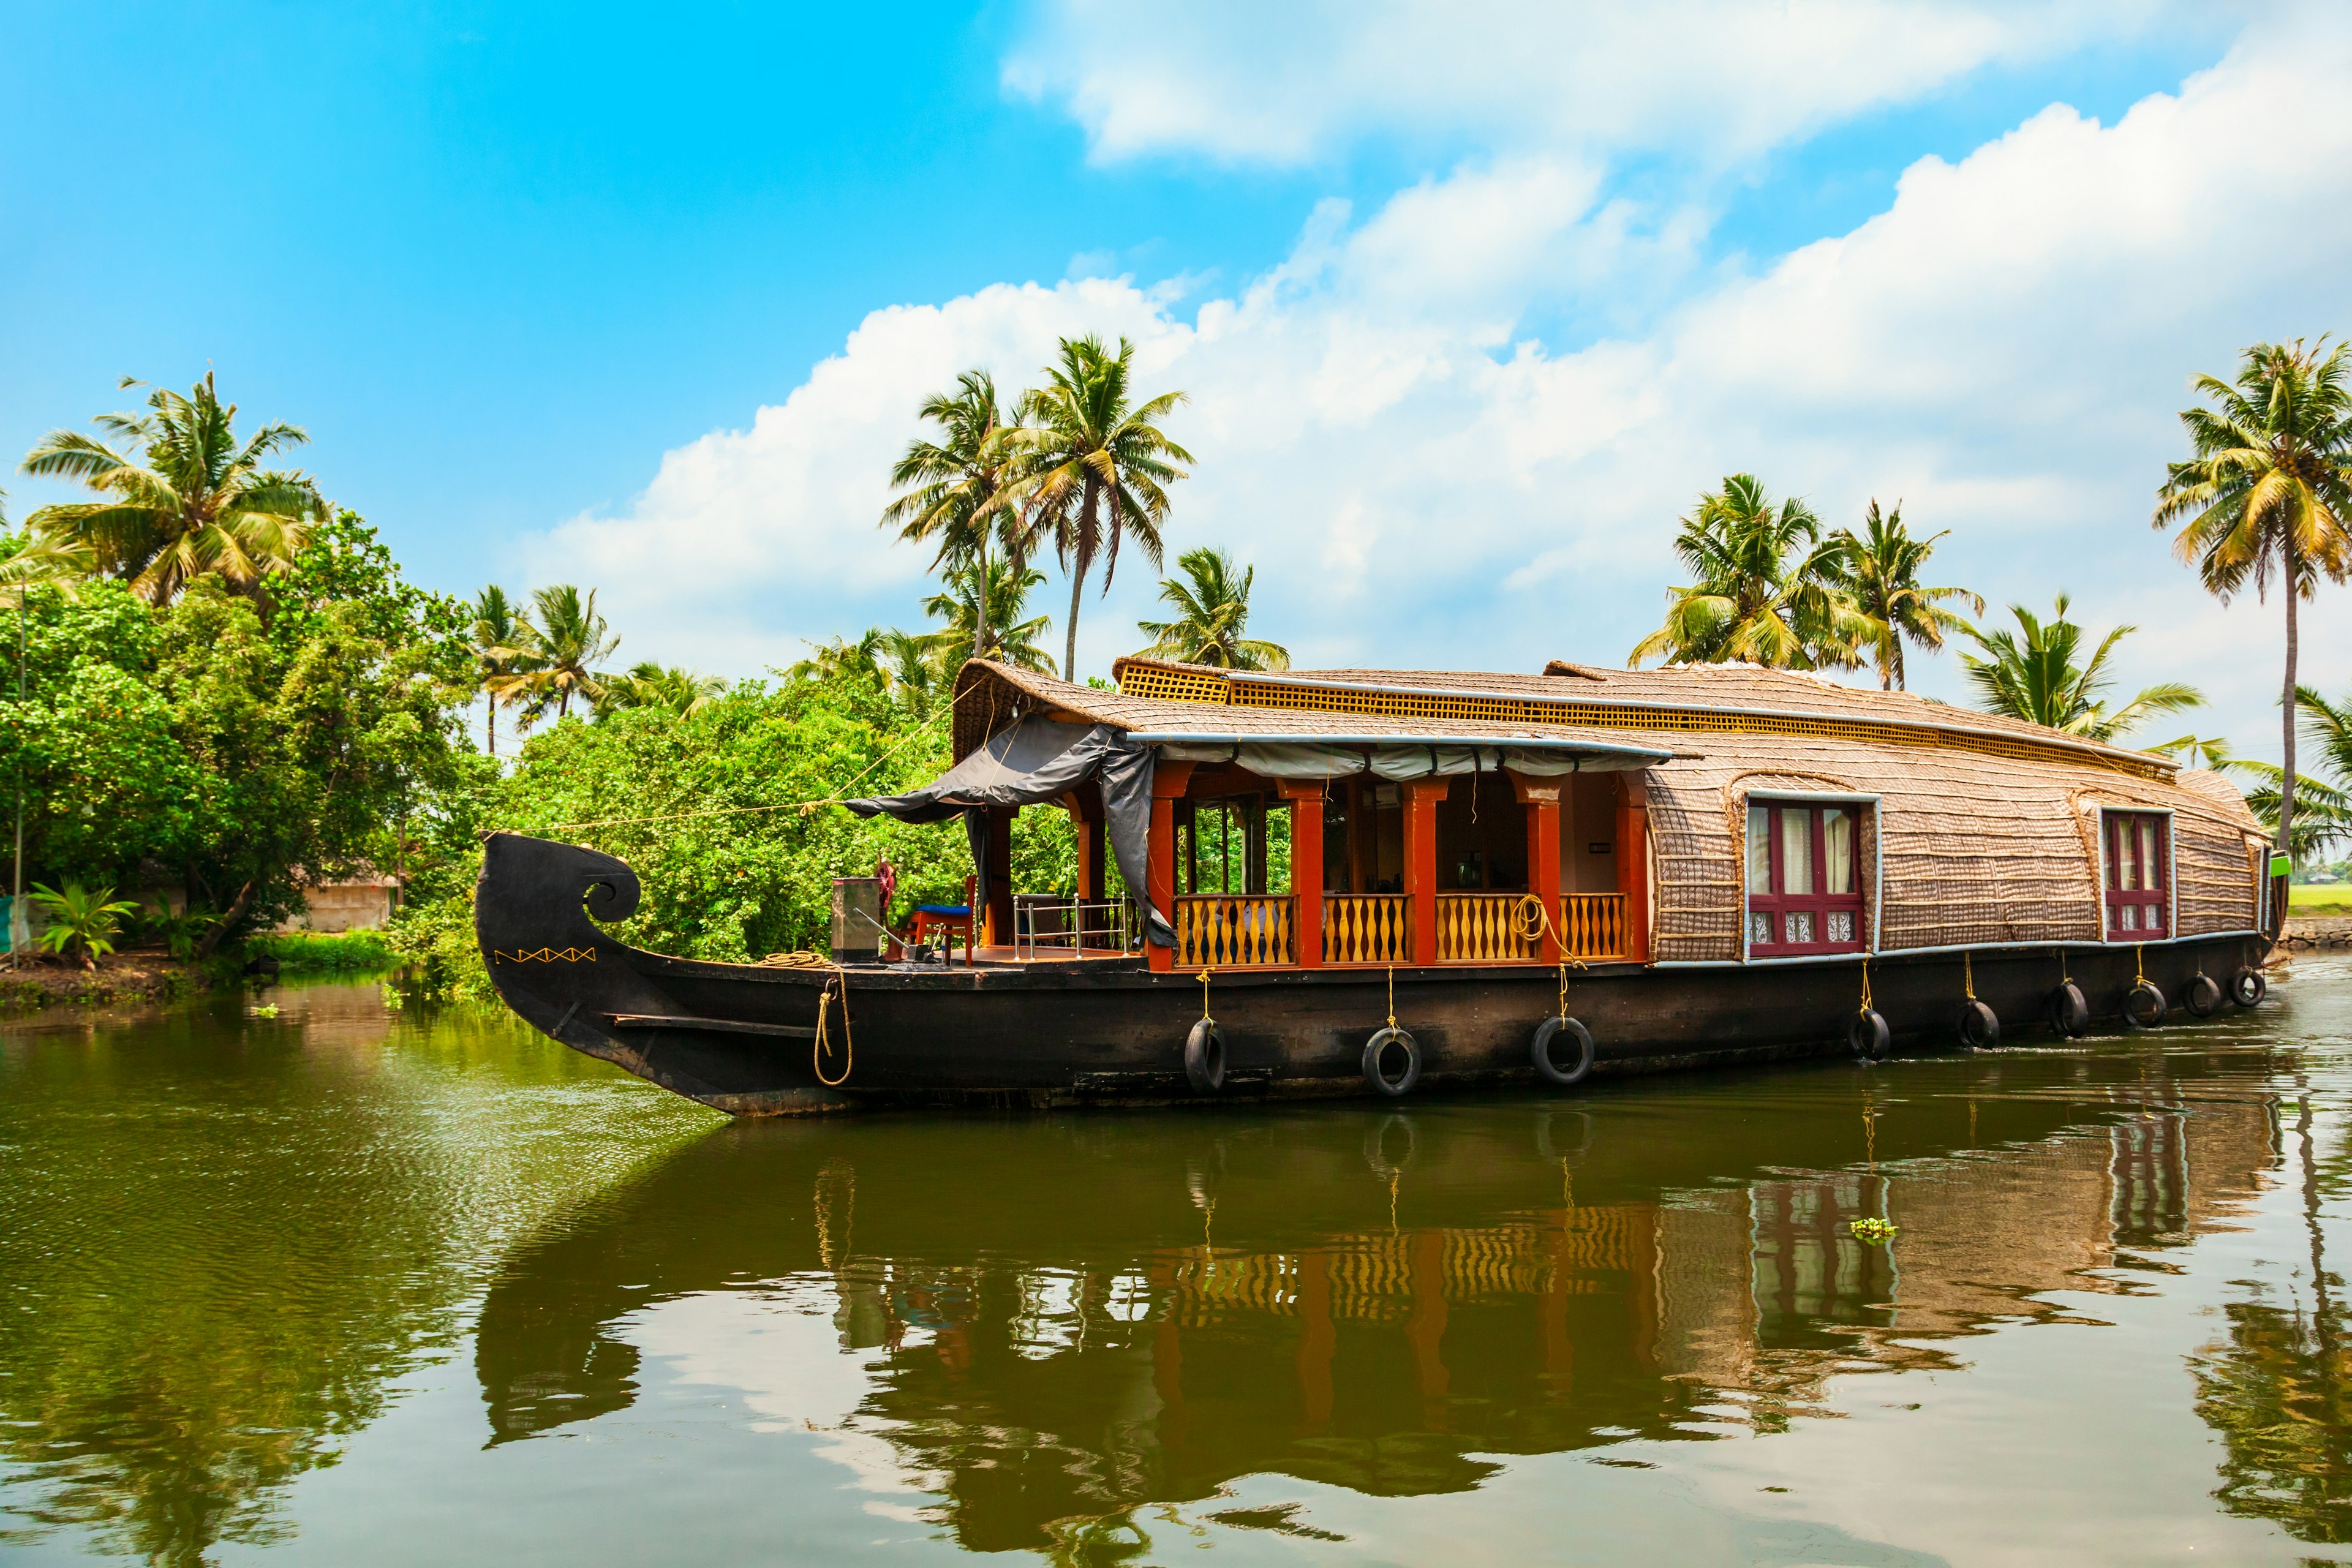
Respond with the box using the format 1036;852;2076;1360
245;930;397;973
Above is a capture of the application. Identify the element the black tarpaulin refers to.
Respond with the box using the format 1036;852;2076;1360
843;717;1173;948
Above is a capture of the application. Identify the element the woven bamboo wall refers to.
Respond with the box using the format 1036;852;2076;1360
1645;733;2261;963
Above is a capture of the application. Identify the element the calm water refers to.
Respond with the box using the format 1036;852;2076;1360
5;967;2352;1567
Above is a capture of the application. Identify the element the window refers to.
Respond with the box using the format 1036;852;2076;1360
2103;810;2168;938
1746;800;1866;957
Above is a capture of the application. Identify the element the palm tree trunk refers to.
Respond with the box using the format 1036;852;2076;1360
1064;557;1085;683
486;695;496;758
2280;567;2299;858
973;533;992;666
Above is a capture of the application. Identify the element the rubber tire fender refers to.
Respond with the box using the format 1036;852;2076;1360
1850;1008;1891;1063
1958;999;2000;1050
1183;1017;1226;1094
1531;1016;1596;1087
1363;1025;1421;1098
2184;973;2222;1019
2120;979;2167;1030
2230;967;2267;1008
2048;981;2090;1039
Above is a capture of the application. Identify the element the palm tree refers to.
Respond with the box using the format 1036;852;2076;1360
2154;337;2352;859
488;585;617;724
595;662;726;718
997;336;1191;681
786;628;888;685
2232;687;2352;858
20;372;326;605
1136;546;1289;669
880;371;1022;665
1961;595;2204;743
1629;474;1866;670
469;585;532;758
1830;501;1981;690
918;554;1054;673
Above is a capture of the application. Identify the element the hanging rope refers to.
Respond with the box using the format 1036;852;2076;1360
757;950;855;1086
2135;944;2147;986
1858;956;1874;1016
1963;950;1976;1002
1385;965;1398;1031
1511;893;1590;972
1199;967;1213;1019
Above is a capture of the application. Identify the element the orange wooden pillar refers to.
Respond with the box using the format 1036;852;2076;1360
1510;771;1563;963
1278;780;1325;967
1147;761;1197;972
1403;777;1449;966
1616;775;1650;964
1065;790;1106;947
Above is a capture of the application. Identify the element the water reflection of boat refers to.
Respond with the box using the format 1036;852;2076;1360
477;658;2282;1114
475;1061;2279;1551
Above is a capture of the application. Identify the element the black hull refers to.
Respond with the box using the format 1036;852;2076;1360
476;832;2276;1115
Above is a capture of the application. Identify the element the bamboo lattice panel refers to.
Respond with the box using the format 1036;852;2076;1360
1561;894;1629;959
1173;895;1294;967
1436;894;1537;962
1322;895;1412;965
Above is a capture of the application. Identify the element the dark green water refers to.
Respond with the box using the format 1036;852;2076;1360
5;964;2352;1567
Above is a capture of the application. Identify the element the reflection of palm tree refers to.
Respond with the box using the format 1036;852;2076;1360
1136;546;1289;670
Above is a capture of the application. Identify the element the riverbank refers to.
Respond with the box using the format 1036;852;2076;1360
2283;915;2352;951
0;951;215;1010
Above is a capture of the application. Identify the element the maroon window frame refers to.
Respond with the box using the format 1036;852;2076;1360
2103;811;2169;940
1746;800;1867;957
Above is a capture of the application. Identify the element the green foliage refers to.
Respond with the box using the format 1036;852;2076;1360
390;668;1082;1000
997;335;1193;680
1960;595;2204;743
1828;502;1980;691
0;510;471;946
20;371;326;605
1136;545;1289;669
246;930;397;972
1629;474;1866;671
486;584;619;728
29;881;139;966
594;662;728;719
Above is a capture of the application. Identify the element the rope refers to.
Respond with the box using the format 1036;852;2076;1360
2135;944;2147;986
1385;965;1398;1031
1199;967;1213;1020
1510;893;1589;973
1963;950;1976;1002
1858;956;1874;1017
756;950;854;1086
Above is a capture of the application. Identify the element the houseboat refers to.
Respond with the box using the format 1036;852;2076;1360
475;655;2281;1114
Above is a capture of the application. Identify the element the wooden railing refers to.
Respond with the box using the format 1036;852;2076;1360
1322;894;1412;965
1560;892;1630;960
1436;893;1538;963
1174;895;1294;967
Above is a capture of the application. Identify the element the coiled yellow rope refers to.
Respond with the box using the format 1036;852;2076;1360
756;950;854;1086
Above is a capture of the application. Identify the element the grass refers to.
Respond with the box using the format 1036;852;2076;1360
2290;885;2352;916
245;929;398;972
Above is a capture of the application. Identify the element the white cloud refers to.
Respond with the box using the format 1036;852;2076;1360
1002;0;2204;167
519;9;2352;763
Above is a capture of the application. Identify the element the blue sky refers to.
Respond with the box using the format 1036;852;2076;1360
4;1;2346;757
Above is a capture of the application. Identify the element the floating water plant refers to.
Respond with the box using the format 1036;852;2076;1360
1851;1216;1898;1244
249;1003;281;1019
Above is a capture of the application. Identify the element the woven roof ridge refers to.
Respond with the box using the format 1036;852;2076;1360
1111;653;2170;773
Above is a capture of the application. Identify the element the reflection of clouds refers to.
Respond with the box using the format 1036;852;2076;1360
625;1287;945;1518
